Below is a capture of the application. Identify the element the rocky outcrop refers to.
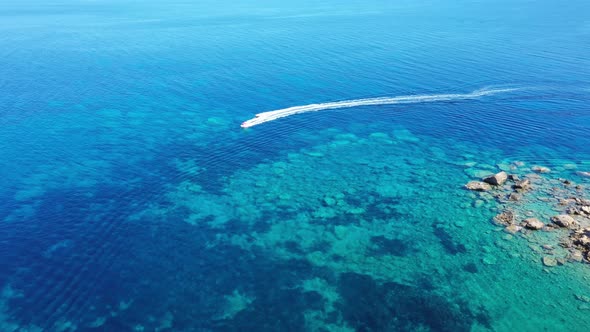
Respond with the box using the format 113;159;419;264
570;229;590;263
464;159;590;268
494;210;515;226
523;218;544;230
483;171;508;186
572;229;590;249
551;215;577;228
465;181;491;191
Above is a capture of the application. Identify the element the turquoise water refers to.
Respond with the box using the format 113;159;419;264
1;0;590;331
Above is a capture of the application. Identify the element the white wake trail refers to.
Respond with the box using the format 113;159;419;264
240;87;521;128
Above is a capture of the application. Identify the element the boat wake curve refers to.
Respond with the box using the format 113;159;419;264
241;87;522;128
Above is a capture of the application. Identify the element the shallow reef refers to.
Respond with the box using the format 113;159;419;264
104;127;589;331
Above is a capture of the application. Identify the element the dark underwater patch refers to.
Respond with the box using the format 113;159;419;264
369;235;411;256
463;262;479;274
337;272;490;332
225;288;324;332
362;195;404;221
432;223;467;255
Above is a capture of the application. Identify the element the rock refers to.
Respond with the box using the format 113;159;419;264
483;171;508;186
575;236;590;248
513;161;525;167
323;196;336;206
567;206;582;215
551;215;577;228
508;174;520;182
524;218;544;230
514;178;531;190
473;200;484;208
560;237;574;247
569;250;584;262
575;294;590;303
542;256;558;267
508;193;522;201
577;171;590;178
532;165;551;173
504;225;522;234
465;181;492;191
494;210;515;226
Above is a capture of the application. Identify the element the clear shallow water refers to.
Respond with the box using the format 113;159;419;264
1;0;590;331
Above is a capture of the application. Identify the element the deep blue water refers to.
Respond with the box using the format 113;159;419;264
1;0;590;331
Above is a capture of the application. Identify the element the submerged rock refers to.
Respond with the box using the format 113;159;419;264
523;218;544;230
482;254;497;265
551;215;577;228
473;199;485;208
323;196;336;206
514;178;531;190
494;210;515;226
508;193;522;201
508;174;520;182
569;250;584;262
532;165;551;173
575;294;590;303
542;256;558;267
465;181;492;191
504;225;522;234
483;171;508;186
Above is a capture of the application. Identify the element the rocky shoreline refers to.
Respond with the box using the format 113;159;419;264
465;164;590;267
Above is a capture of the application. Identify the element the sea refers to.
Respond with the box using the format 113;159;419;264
1;0;590;331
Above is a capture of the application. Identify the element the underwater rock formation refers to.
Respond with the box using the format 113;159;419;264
532;165;551;173
463;159;590;269
513;178;531;190
465;181;492;191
